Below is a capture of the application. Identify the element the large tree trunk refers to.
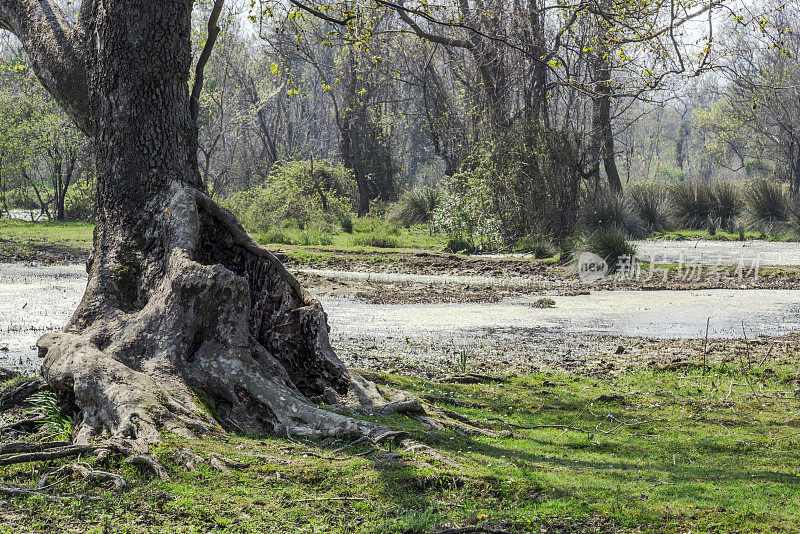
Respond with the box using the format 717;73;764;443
3;0;408;454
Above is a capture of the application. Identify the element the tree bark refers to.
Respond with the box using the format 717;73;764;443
3;0;406;453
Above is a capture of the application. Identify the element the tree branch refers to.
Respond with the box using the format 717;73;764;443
0;0;91;135
191;0;225;123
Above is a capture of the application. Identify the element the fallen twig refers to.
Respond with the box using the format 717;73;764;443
291;496;367;503
436;527;512;534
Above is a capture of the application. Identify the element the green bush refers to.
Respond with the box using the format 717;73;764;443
787;200;800;236
257;228;293;245
353;233;400;248
340;215;353;233
298;229;333;246
584;229;637;270
445;236;472;253
391;187;439;227
221;159;357;233
628;183;671;231
6;186;40;211
435;122;584;247
744;179;788;231
669;180;715;229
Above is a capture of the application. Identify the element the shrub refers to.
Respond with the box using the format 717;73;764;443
745;179;788;231
221;159;357;232
788;200;800;236
582;190;645;237
435;122;585;245
391;187;439;227
297;229;333;246
711;181;741;230
340;215;353;233
706;217;718;236
584;229;637;270
628;183;671;232
353;233;400;248
669;180;714;229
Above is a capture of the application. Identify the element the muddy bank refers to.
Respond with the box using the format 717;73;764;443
284;249;800;303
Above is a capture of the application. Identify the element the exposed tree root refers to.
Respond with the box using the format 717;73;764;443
34;187;413;454
0;418;44;436
0;441;71;455
125;455;170;481
0;445;98;466
63;463;126;491
0;378;42;409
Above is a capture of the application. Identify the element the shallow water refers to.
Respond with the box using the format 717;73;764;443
323;290;800;341
1;262;799;373
0;263;86;373
632;240;800;266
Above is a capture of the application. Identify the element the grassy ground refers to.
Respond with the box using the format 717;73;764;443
4;360;800;533
0;219;92;262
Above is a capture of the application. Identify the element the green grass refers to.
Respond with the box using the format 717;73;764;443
0;219;94;261
252;219;445;252
0;219;93;244
4;364;800;532
650;229;799;242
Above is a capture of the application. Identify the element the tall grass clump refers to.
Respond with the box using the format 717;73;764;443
353;233;401;248
628;183;671;232
25;391;74;441
785;199;800;238
391;187;439;227
669;180;714;229
583;228;637;270
711;181;742;230
745;179;788;231
516;236;557;258
582;190;645;237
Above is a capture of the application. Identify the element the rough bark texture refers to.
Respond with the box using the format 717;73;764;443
2;0;409;453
